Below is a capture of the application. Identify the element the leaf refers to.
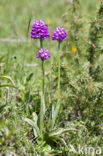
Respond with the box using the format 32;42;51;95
0;75;15;85
0;56;4;62
0;104;6;113
33;112;38;125
0;75;17;88
24;118;40;137
49;128;77;136
40;91;45;135
0;84;17;88
48;150;62;155
49;135;68;148
26;73;33;82
32;112;39;138
52;100;61;128
52;104;55;120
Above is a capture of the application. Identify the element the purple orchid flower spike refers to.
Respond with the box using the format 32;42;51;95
52;26;67;43
36;48;50;61
31;20;50;40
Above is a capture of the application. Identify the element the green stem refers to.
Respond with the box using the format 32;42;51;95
41;61;45;95
40;38;43;48
40;60;45;136
58;42;61;100
39;38;45;137
51;42;61;128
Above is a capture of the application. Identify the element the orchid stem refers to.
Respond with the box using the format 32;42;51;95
58;41;61;100
52;41;61;128
40;38;43;48
42;60;45;95
39;39;45;137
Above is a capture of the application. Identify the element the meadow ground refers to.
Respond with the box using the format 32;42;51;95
0;0;103;155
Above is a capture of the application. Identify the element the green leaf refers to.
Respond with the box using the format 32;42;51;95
0;56;4;62
24;117;40;137
52;101;61;128
26;73;33;82
0;75;15;85
0;84;17;88
0;75;17;88
0;104;6;113
40;91;45;136
49;135;68;148
33;112;38;125
49;128;77;136
32;112;39;137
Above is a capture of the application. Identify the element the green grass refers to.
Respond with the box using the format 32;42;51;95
0;0;103;155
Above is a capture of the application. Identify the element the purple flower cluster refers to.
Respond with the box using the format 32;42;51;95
52;27;67;42
31;19;68;61
30;20;50;39
36;48;50;61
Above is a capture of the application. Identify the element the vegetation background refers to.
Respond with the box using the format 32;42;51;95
0;0;103;155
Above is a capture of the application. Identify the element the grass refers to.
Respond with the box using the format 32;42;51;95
0;0;103;155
